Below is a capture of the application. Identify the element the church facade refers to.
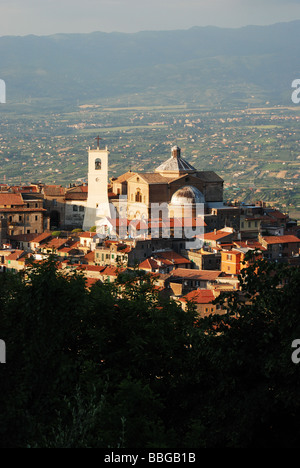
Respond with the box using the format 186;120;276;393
83;143;224;230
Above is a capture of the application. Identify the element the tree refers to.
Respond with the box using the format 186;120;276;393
183;255;300;448
0;254;300;448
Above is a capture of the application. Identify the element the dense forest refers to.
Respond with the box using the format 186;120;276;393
0;255;300;448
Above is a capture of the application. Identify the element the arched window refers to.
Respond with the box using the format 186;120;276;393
135;188;142;203
95;158;101;170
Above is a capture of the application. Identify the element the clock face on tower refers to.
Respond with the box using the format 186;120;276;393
95;177;100;182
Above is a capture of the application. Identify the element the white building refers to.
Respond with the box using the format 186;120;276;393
83;141;112;230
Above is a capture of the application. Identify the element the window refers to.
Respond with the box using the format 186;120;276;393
79;206;84;212
35;215;38;221
95;158;101;170
73;205;78;212
19;215;22;222
135;188;142;203
227;254;232;260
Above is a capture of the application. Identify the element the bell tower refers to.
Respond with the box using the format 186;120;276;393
83;137;111;230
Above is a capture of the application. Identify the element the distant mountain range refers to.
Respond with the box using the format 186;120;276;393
1;21;300;107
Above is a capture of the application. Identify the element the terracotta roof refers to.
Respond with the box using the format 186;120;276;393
139;258;159;270
233;240;266;251
65;192;87;201
112;171;137;184
43;238;68;250
129;173;170;184
11;185;40;193
6;250;26;261
0;193;24;206
155;250;191;265
67;185;88;193
30;232;53;244
180;289;215;304
79;231;96;238
43;185;65;197
100;266;125;276
262;235;300;245
170;268;221;281
267;210;288;220
204;230;233;241
83;251;95;261
59;247;79;254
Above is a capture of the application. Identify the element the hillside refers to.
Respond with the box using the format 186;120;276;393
1;21;300;107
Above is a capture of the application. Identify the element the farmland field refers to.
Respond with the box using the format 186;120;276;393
0;100;299;218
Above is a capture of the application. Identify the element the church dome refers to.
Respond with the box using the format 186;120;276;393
170;186;205;205
155;146;196;174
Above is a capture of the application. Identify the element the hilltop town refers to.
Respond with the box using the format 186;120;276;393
0;140;299;317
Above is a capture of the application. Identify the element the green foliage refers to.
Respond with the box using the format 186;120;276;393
0;256;300;447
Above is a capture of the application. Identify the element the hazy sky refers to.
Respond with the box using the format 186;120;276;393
1;0;300;36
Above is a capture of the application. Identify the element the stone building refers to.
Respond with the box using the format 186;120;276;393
64;184;88;229
0;192;47;239
110;145;224;221
83;142;224;230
